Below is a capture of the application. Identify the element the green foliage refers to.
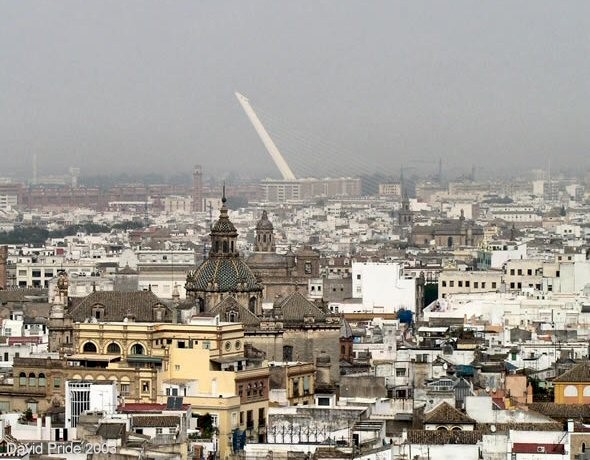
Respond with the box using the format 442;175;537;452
112;221;144;231
198;413;216;439
482;196;513;204
424;283;438;307
0;227;49;245
0;221;134;245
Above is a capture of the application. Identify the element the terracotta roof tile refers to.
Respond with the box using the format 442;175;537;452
553;361;590;383
133;415;180;427
276;291;326;323
407;429;482;445
423;402;476;425
209;296;261;327
68;290;172;322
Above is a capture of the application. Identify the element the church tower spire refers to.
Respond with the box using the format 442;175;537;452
209;186;239;258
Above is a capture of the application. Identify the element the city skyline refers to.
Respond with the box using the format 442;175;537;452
1;1;590;179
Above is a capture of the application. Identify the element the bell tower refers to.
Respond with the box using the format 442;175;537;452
255;210;276;253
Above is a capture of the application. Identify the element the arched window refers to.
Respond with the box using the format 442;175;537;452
447;236;453;248
28;373;36;386
38;373;46;386
130;343;145;355
249;297;257;313
223;241;229;253
231;241;234;252
583;386;590;397
83;342;97;353
19;372;26;386
197;297;205;313
228;311;238;322
564;385;578;397
582;442;586;453
451;427;462;432
107;343;121;354
436;426;448;431
283;345;293;362
215;241;219;252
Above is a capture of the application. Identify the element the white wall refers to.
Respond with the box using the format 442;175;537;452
352;263;416;312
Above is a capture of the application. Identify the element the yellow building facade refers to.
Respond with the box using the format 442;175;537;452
553;362;590;405
73;317;269;458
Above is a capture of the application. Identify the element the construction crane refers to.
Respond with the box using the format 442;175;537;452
235;92;297;181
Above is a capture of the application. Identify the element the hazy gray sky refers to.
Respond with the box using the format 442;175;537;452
1;1;589;180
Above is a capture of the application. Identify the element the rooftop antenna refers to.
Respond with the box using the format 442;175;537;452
235;92;297;180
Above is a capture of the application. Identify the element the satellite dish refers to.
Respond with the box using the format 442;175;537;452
485;387;490;393
492;388;497;393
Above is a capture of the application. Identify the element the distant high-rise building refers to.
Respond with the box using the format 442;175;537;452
192;165;203;212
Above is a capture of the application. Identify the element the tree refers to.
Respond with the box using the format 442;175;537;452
198;413;216;439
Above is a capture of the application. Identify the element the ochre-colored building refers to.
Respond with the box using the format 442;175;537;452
6;318;269;459
553;361;590;405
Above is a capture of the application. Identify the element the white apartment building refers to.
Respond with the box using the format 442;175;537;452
136;249;196;299
352;262;417;312
477;241;527;270
438;270;502;298
15;255;97;288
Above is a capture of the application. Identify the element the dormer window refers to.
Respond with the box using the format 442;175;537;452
91;305;105;321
